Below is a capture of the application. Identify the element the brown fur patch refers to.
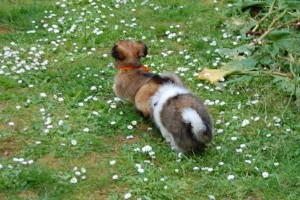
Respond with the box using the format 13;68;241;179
112;40;147;68
160;94;212;152
112;40;182;117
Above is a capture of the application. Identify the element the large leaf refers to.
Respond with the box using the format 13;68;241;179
268;30;300;51
287;1;300;10
198;58;257;83
236;1;269;10
218;44;255;58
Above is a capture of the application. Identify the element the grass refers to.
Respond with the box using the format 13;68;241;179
0;0;299;199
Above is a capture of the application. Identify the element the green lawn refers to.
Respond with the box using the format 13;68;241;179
0;0;299;199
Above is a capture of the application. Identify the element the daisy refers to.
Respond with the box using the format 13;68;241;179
262;172;269;178
124;193;131;199
110;160;116;165
70;177;77;184
242;119;250;127
83;128;89;132
40;93;47;97
142;145;152;152
227;175;235;180
71;140;77;146
127;125;133;130
112;175;118;180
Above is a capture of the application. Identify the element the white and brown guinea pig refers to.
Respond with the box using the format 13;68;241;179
151;83;213;153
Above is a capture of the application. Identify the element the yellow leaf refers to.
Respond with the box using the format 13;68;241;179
198;67;233;84
198;58;253;83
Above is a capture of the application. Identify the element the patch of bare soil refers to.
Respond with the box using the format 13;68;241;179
0;24;12;33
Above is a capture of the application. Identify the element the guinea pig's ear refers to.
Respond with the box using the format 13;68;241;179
137;43;148;58
112;45;125;60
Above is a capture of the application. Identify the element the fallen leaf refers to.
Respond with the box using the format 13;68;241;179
198;57;257;83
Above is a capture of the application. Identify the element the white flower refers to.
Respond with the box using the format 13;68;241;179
131;121;137;126
137;168;144;173
127;125;133;130
92;111;99;116
242;119;250;127
210;41;217;46
28;160;34;165
78;102;84;107
209;195;216;200
75;171;81;176
273;116;281;123
142;145;152;152
193;166;200;171
124;192;131;199
231;137;238;141
126;135;134;139
236;148;243;153
245;160;252;164
58;120;64;126
254;117;260;121
135;163;142;169
110;160;116;165
81;168;86;173
216;146;222;150
274;162;279;167
71;140;77;146
40;93;47;97
112;175;118;180
8;122;14;126
110;121;116;125
134;148;141;152
219;162;224;166
90;86;97;90
262;172;269;178
227;175;235;180
83;128;89;132
217;129;223;134
0;164;3;169
70;177;77;184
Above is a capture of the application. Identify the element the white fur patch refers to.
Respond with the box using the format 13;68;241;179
182;108;207;143
151;83;190;151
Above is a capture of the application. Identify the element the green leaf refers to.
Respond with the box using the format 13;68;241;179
287;1;300;10
268;30;300;51
290;10;300;17
218;44;255;58
236;1;268;10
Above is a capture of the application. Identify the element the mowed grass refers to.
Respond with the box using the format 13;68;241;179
0;0;299;199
